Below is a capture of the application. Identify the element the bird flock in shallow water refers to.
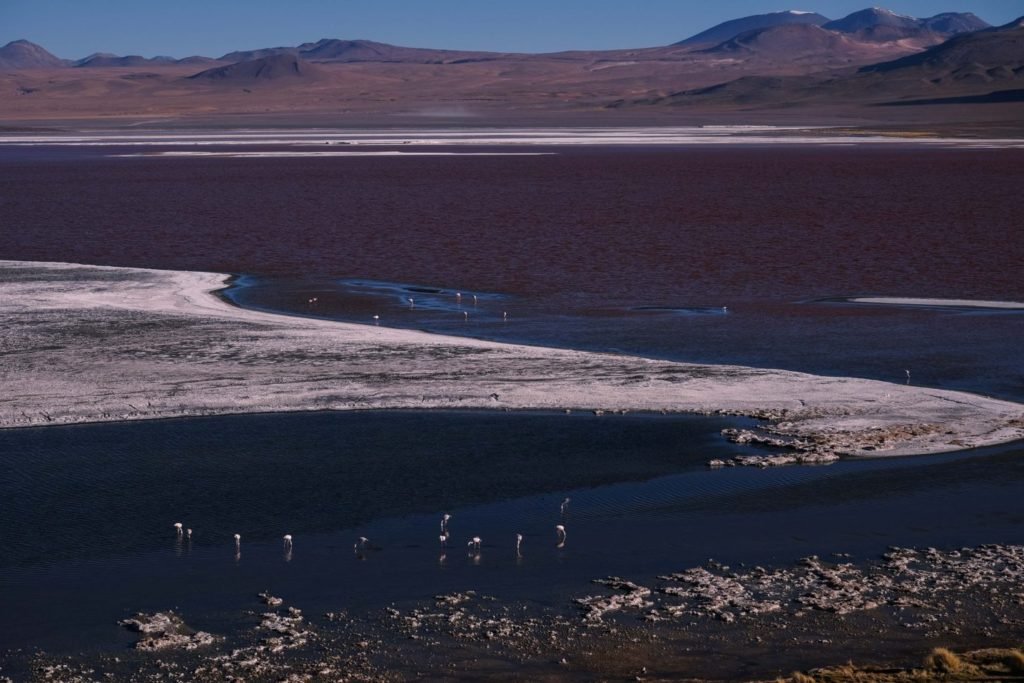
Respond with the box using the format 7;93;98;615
172;496;571;561
356;287;733;324
357;289;513;324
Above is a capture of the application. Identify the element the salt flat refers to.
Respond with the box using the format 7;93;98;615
4;127;1024;149
1;260;1021;457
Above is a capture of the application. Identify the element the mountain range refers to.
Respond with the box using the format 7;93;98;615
0;8;994;69
1;7;1020;129
639;15;1023;107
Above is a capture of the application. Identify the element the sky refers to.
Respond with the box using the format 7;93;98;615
2;0;1022;59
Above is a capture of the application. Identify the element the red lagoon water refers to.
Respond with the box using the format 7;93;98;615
2;144;1022;303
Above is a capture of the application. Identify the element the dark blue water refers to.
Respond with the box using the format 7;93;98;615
224;275;1024;402
2;410;1023;654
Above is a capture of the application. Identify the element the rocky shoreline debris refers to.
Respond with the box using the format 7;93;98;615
708;452;840;467
118;612;218;651
719;415;970;459
258;606;312;653
716;421;954;467
710;427;841;467
198;595;324;678
575;578;653;625
258;591;284;607
13;543;1024;681
575;544;1024;632
389;591;533;643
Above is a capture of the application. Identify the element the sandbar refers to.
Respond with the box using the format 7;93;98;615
1;260;1022;457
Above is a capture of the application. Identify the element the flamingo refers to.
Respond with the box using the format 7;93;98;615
560;497;571;516
515;533;523;554
556;525;567;548
283;534;293;548
468;536;482;552
173;522;183;535
441;513;451;534
234;533;241;547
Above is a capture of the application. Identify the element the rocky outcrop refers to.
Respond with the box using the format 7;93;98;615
119;611;218;651
709;452;840;468
574;578;654;625
574;544;1024;630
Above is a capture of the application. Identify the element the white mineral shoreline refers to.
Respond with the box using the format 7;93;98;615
851;296;1024;309
2;260;1022;457
6;127;1024;149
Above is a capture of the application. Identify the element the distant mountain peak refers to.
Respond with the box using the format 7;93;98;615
675;9;830;46
824;7;989;40
188;53;322;82
699;23;856;58
0;39;65;69
873;6;911;17
921;12;990;35
859;12;1023;76
824;7;920;33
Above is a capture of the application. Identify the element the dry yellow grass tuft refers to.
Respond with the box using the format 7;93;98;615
1005;649;1024;674
924;647;963;673
782;646;1024;682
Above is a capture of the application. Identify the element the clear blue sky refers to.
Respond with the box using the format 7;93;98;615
2;0;1021;59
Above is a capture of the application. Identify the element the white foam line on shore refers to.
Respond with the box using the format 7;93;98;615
0;126;800;145
111;151;557;158
6;137;1024;148
1;259;1022;457
852;297;1024;309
